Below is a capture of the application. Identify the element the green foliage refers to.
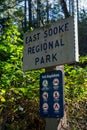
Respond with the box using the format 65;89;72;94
64;56;87;102
0;97;45;130
0;18;45;130
67;99;87;130
65;56;87;129
0;19;44;103
0;19;23;103
0;1;87;129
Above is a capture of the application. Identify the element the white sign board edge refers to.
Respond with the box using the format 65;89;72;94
23;16;79;71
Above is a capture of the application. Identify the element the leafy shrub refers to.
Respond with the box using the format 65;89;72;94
65;56;87;102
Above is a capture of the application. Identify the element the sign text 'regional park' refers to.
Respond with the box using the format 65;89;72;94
23;16;79;71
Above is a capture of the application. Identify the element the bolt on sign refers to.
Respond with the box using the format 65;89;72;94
23;16;79;71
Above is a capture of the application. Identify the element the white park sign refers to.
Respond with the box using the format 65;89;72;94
23;16;79;71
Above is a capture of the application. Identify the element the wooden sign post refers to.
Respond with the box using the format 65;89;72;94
45;66;68;130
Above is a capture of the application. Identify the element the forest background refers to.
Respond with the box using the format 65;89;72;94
0;0;87;130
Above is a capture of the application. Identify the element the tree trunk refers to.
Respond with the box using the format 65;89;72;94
28;0;32;29
59;0;70;18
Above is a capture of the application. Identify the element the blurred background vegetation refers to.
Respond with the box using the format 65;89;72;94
0;0;87;130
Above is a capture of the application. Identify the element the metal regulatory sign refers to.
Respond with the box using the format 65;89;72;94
40;70;64;118
23;16;79;71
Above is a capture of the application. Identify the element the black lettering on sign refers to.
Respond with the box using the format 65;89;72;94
25;32;41;44
59;25;64;33
34;53;58;65
46;55;51;63
41;56;45;64
43;22;69;39
52;53;57;62
35;57;39;65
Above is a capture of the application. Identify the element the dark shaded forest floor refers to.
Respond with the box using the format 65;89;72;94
0;98;87;130
67;99;87;130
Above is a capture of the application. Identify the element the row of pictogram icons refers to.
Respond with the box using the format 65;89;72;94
42;91;59;100
42;103;60;111
42;78;59;87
